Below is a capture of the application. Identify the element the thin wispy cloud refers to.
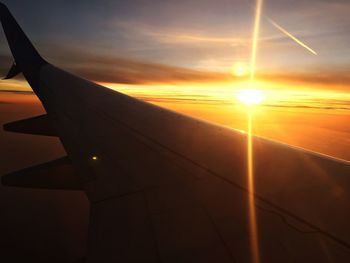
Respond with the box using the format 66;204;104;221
1;45;350;89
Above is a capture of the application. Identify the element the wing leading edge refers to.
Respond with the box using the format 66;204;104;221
1;3;350;262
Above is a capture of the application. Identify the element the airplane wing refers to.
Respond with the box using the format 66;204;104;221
1;3;350;262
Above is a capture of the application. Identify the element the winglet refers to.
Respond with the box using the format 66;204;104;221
0;2;45;68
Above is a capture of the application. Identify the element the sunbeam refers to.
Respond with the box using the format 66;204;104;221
250;0;263;82
246;0;263;262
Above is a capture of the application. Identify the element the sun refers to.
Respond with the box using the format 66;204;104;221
237;89;265;105
231;62;248;77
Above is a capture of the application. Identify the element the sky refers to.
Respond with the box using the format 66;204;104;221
0;0;349;88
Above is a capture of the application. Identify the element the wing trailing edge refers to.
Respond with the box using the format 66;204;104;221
1;157;83;190
3;114;57;137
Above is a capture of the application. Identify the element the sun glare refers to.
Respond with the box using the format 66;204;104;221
237;89;265;105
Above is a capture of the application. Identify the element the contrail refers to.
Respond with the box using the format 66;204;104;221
250;0;263;82
268;18;318;56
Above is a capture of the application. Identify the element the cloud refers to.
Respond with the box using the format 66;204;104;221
0;101;13;104
124;91;350;112
41;47;232;84
258;69;350;88
0;89;33;95
112;20;249;46
1;44;350;91
71;57;232;84
41;45;350;88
